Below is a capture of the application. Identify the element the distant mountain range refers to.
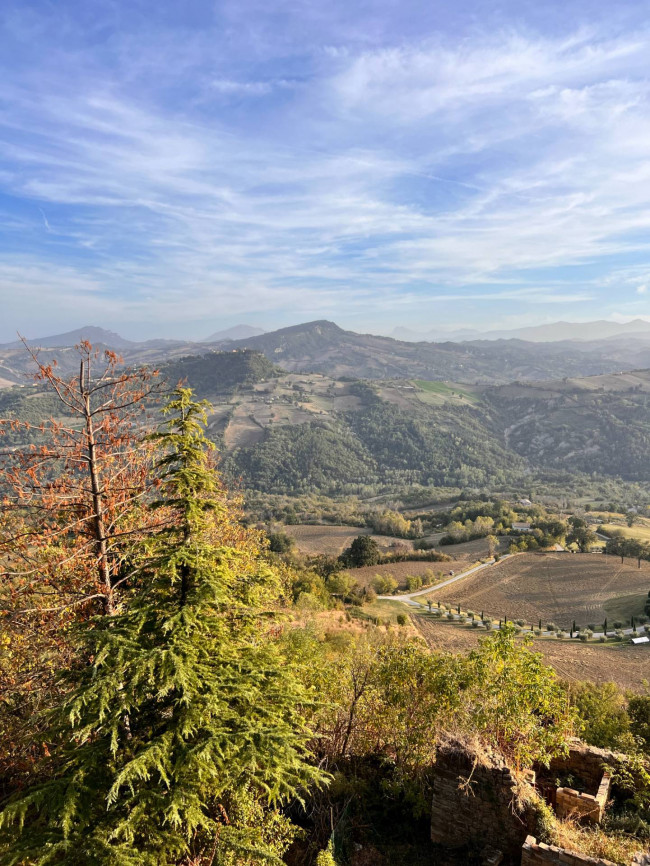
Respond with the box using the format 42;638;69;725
202;324;266;342
5;318;650;388
392;318;650;344
0;326;135;350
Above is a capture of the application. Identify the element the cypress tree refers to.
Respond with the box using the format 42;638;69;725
0;389;323;865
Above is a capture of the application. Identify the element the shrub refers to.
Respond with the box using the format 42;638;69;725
599;635;607;643
579;633;588;642
446;611;455;620
516;619;525;627
405;575;423;592
614;630;625;641
556;631;567;639
372;574;398;595
587;623;596;630
484;619;493;630
514;625;522;634
534;628;542;636
396;613;408;626
586;629;594;639
613;620;623;629
458;615;467;623
471;620;480;628
546;622;556;632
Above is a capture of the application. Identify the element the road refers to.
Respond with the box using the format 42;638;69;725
377;553;649;641
377;555;513;607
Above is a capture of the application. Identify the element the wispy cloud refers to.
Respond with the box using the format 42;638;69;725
0;3;650;338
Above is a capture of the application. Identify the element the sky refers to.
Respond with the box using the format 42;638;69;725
1;0;650;341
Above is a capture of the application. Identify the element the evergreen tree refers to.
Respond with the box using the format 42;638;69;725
0;389;324;865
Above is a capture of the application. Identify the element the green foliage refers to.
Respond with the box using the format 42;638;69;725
268;529;295;553
341;535;381;568
628;696;650;754
466;627;576;768
163;349;279;399
372;574;398;595
0;388;324;865
570;682;634;750
315;840;338;866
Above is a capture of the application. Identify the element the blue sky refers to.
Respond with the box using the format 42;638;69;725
1;0;650;341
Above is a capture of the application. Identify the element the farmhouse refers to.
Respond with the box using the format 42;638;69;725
512;521;532;532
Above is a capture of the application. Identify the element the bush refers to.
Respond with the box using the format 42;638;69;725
516;619;525;627
614;630;625;641
372;574;398;595
458;615;467;623
599;635;607;643
579;633;588;642
546;622;556;632
471;620;480;628
484;619;493;630
405;575;423;591
613;620;623;629
396;613;408;626
534;628;542;636
446;611;455;620
586;629;594;639
556;631;567;639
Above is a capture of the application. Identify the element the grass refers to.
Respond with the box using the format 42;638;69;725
602;522;650;543
553;818;643;865
357;599;415;623
413;380;479;404
602;592;649;624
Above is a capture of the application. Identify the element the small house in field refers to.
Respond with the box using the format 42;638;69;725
518;498;532;507
512;521;532;533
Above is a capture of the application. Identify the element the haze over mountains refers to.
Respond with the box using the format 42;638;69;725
392;318;650;343
5;318;650;389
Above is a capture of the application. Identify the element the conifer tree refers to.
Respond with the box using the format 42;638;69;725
0;388;323;865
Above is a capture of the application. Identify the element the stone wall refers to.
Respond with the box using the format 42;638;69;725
547;741;620;794
430;740;533;863
556;773;611;824
521;835;617;866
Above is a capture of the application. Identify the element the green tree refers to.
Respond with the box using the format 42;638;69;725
341;535;381;567
0;389;324;865
569;682;633;750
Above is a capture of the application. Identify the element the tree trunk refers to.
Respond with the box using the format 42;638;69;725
82;361;114;615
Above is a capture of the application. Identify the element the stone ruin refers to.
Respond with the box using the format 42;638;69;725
430;738;646;866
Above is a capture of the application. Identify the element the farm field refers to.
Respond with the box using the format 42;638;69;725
437;535;510;564
424;552;650;630
413;616;650;692
282;523;413;557
601;522;650;543
341;560;450;591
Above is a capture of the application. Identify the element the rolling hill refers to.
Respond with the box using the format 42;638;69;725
5;347;650;496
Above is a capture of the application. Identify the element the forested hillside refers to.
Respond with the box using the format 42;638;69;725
6;349;650;496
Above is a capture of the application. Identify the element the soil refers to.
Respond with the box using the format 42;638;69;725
413;616;650;692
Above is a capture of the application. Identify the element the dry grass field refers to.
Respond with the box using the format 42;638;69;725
425;552;650;629
413;616;650;692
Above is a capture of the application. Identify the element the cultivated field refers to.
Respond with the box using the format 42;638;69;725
425;552;650;630
413;616;649;692
283;524;414;557
342;560;449;591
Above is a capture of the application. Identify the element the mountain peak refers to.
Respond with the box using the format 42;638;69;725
0;326;133;350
